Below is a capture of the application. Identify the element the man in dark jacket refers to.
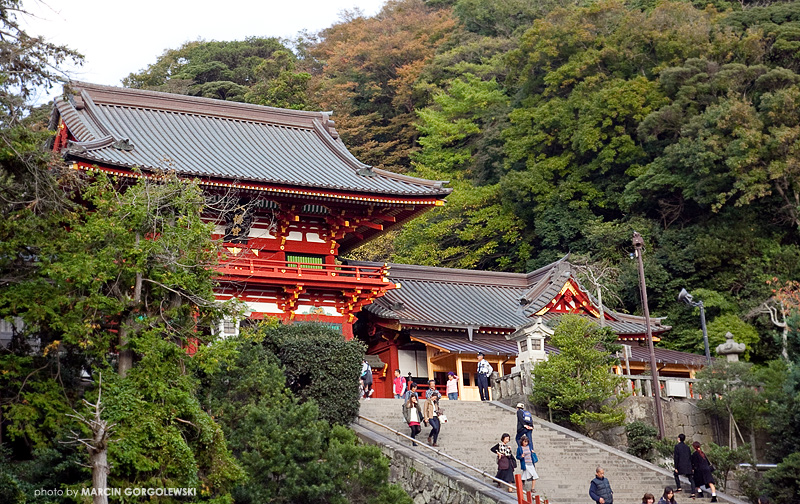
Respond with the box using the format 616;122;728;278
673;433;695;497
589;467;613;504
515;402;534;447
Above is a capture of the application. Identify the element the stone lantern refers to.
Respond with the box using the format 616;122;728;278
507;317;552;371
715;332;745;362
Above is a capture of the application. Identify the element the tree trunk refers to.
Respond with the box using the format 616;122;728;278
90;440;110;504
118;235;143;377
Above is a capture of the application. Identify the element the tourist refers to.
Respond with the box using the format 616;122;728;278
642;493;655;504
515;402;534;447
360;359;373;400
589;466;614;504
659;487;677;504
446;371;459;400
402;395;423;446
691;441;717;502
476;351;493;401
490;433;515;492
426;378;441;400
423;393;441;447
673;433;695;497
515;434;539;493
393;368;406;399
403;381;418;402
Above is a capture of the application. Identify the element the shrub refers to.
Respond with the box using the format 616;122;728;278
626;421;658;461
255;321;365;425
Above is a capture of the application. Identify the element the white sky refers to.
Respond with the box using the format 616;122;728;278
21;0;388;103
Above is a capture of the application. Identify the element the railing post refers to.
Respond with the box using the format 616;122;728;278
515;473;525;504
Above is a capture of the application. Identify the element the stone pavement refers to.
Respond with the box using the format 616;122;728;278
357;399;747;504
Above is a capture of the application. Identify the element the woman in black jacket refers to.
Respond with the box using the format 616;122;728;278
690;441;717;502
490;433;515;492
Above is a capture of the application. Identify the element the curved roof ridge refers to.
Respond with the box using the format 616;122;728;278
348;260;534;288
67;80;338;134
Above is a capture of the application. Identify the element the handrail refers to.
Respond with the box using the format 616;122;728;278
356;414;517;492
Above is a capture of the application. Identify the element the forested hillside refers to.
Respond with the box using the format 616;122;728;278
124;0;800;363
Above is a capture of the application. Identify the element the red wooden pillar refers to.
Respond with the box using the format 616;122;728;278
341;321;354;340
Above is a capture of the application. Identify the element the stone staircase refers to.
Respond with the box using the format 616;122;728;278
357;399;746;504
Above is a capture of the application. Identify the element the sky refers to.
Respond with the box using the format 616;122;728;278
21;0;388;103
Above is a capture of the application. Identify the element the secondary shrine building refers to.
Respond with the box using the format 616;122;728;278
348;257;708;400
48;82;708;398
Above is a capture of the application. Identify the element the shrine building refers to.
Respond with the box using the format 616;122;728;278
48;82;708;399
348;257;709;399
50;82;451;338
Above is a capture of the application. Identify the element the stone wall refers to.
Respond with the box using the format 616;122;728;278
351;423;517;504
491;369;716;451
596;396;715;448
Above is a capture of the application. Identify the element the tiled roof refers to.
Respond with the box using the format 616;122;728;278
410;332;519;356
409;333;708;367
355;258;668;335
53;82;451;198
353;260;562;329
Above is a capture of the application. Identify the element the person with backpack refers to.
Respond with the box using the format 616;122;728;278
392;368;406;399
360;359;373;400
516;402;534;447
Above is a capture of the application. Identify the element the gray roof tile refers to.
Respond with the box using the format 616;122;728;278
353;259;669;335
55;82;451;198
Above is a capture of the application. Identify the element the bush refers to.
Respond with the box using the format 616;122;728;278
200;332;411;504
759;451;800;504
705;443;754;492
256;321;365;425
626;421;658;461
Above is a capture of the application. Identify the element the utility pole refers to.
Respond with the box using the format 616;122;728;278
632;232;666;439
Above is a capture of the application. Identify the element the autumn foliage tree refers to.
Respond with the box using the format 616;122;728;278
307;0;457;171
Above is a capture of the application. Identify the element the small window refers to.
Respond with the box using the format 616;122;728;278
462;373;471;386
519;339;528;352
531;339;542;351
217;318;239;338
286;253;324;270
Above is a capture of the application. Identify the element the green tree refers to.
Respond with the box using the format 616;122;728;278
696;361;766;461
530;315;625;434
625;421;658;462
257;322;364;425
1;175;243;499
758;451;800;504
704;443;754;492
124;38;311;109
199;328;411;504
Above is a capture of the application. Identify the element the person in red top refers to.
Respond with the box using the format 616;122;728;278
393;369;406;398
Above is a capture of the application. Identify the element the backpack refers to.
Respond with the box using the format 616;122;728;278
522;410;533;426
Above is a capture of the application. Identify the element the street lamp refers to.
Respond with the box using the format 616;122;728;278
678;288;712;366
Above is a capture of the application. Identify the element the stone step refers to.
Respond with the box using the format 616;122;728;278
356;399;744;504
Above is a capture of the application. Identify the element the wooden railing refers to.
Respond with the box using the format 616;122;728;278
620;374;699;399
216;256;391;283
